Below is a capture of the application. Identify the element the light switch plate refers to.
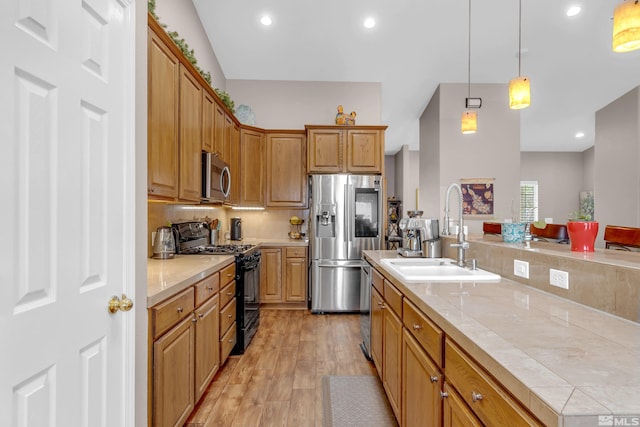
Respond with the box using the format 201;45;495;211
514;259;529;279
550;269;569;289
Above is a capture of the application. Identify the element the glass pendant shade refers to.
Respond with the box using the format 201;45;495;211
613;1;640;52
509;76;531;109
461;110;477;134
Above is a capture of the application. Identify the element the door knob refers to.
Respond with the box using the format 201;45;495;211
108;294;134;313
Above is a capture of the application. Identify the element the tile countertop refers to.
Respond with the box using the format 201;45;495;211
147;238;308;307
364;250;640;427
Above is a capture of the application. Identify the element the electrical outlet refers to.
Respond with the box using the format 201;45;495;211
550;269;569;289
514;259;529;279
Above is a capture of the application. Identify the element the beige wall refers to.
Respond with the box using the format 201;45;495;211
520;152;585;224
420;83;521;234
155;0;227;90
595;87;640;244
226;80;382;130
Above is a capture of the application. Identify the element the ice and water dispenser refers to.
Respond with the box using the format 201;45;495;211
316;204;336;238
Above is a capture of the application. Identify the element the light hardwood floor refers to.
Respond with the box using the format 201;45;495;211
185;309;378;427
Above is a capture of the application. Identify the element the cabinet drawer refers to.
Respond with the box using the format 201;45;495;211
220;262;236;286
445;339;542;427
219;280;236;309
220;321;237;362
383;279;402;317
220;298;237;336
151;287;194;339
194;273;220;307
285;246;306;258
372;267;384;294
403;298;443;368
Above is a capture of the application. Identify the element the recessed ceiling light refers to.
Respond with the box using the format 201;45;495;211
566;6;581;17
260;15;272;26
363;17;376;29
575;132;585;138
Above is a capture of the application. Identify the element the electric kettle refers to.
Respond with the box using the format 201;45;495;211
152;226;176;259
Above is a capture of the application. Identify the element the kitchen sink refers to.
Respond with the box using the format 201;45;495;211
379;258;500;282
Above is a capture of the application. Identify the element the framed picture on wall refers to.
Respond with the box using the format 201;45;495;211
460;178;494;217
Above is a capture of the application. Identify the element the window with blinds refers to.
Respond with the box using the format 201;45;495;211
520;181;538;223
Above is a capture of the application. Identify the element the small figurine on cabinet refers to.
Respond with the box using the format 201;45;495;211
335;105;357;125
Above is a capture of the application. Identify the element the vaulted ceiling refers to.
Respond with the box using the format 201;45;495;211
193;0;640;154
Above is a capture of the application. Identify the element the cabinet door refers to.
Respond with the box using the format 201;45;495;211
222;114;233;165
402;329;442;427
442;382;482;427
240;128;265;206
260;248;283;302
153;315;195;427
371;286;384;379
307;128;344;173
178;64;202;202
194;294;220;402
147;28;179;199
228;122;241;205
213;101;225;158
266;132;308;207
202;91;215;153
346;129;383;173
285;256;307;302
383;302;402;422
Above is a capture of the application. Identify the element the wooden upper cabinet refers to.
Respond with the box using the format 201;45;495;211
213;102;225;159
223;114;233;165
178;64;203;202
202;92;215;153
347;128;384;173
307;127;344;173
266;131;308;208
306;125;387;174
240;127;265;207
147;26;179;199
227;122;241;206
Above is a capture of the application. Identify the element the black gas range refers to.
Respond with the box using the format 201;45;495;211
171;222;260;354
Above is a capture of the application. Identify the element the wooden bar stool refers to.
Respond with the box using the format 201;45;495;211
604;225;640;251
529;223;569;244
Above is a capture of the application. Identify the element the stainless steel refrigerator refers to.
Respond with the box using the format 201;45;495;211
309;174;383;312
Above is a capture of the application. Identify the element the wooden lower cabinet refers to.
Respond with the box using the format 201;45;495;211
194;294;219;402
442;382;482;427
153;315;195;427
402;329;442;427
382;300;402;422
370;286;384;378
261;246;308;305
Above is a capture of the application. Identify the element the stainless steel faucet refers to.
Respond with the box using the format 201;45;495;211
442;183;469;267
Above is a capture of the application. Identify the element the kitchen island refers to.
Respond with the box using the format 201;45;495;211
364;247;640;426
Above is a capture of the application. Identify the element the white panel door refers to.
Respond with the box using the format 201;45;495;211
0;0;136;426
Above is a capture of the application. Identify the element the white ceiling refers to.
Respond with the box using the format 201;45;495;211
192;0;640;154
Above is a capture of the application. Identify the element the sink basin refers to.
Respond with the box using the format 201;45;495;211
379;258;500;282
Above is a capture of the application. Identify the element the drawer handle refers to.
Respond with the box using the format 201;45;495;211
227;273;233;277
198;313;204;319
440;391;449;399
472;391;484;402
177;307;183;313
429;375;438;383
228;314;232;318
207;286;213;291
412;323;423;331
227;292;233;296
377;302;385;309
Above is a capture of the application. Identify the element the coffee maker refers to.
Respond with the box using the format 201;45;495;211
398;217;442;258
230;217;242;241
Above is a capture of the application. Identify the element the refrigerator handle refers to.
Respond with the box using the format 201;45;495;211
344;183;351;243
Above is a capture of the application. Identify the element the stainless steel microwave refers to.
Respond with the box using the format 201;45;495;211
201;152;231;203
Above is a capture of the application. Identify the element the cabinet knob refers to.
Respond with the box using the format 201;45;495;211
227;292;233;296
228;314;232;318
199;313;204;319
148;187;155;193
440;391;449;399
207;286;213;291
472;391;484;402
413;323;423;331
192;315;198;323
429;375;438;383
177;307;184;313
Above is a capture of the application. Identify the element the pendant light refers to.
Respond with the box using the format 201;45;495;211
461;0;477;134
613;0;640;53
509;0;530;109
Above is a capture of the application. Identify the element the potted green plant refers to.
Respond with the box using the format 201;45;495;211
567;211;598;252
